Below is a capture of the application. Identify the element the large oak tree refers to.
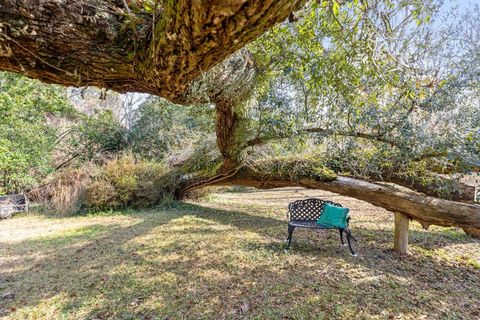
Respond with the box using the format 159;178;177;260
0;0;479;251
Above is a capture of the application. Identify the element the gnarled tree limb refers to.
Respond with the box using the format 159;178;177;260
211;166;480;231
0;0;304;102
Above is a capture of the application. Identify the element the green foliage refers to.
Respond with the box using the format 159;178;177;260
0;72;74;193
244;0;480;197
63;109;128;165
83;155;178;210
128;97;213;160
252;155;336;182
250;0;438;137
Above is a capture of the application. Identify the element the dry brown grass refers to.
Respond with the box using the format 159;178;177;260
1;187;479;319
28;165;93;215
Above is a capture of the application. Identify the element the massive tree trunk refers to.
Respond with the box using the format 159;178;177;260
0;0;303;102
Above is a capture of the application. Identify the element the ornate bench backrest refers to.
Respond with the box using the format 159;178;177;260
288;198;342;222
0;193;28;213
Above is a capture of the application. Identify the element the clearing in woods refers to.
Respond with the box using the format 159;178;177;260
0;187;479;319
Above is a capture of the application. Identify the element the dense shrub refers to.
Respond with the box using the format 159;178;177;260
29;165;93;214
83;155;179;210
29;155;182;214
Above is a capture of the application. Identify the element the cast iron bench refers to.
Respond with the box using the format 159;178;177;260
0;193;29;219
285;198;356;255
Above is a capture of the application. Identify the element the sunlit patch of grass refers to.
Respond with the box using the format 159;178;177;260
455;255;480;269
27;225;112;247
435;227;470;240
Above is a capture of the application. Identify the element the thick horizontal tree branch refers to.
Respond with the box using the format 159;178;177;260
209;166;480;231
0;0;304;102
379;173;475;204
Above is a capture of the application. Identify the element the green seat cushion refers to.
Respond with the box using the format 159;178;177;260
316;203;349;229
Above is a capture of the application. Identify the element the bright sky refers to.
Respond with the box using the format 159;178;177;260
441;0;476;11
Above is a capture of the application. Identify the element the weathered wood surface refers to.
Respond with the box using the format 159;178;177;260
394;212;409;254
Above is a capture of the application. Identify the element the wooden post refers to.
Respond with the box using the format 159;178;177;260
394;212;409;254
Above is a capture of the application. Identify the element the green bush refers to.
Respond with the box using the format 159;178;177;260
83;155;178;210
0;72;75;193
252;155;337;182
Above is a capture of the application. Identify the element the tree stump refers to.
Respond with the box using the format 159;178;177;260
394;212;409;254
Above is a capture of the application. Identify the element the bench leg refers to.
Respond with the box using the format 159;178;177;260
285;225;296;250
345;229;357;256
339;229;346;246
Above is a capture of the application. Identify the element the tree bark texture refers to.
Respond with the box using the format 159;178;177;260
0;0;303;102
209;167;480;230
215;99;241;172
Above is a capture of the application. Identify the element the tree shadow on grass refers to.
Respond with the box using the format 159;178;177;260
0;202;478;319
0;210;181;317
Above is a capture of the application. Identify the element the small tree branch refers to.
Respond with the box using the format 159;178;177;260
245;127;398;148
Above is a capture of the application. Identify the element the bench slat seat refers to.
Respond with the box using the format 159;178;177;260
289;221;336;229
285;198;356;255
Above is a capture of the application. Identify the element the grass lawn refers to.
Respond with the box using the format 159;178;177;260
0;187;479;319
